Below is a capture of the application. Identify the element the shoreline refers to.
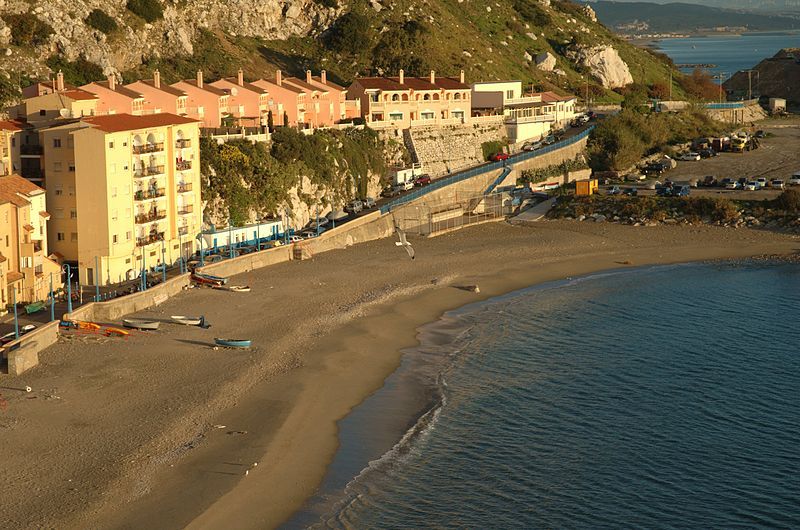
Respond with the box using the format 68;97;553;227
2;222;799;529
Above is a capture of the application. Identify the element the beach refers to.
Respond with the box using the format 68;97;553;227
1;220;798;529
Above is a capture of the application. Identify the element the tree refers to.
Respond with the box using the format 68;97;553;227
284;111;289;128
267;110;274;133
680;68;721;101
326;11;374;55
648;82;670;100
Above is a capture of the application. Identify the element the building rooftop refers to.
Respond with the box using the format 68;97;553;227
312;76;345;91
81;113;199;133
0;174;45;207
217;78;269;95
0;120;23;131
433;77;471;90
176;79;229;97
538;91;577;102
284;77;324;93
59;89;99;101
253;78;304;94
89;81;145;100
133;79;188;98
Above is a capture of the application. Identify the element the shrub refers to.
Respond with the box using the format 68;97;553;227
775;189;800;212
126;0;164;23
86;9;118;34
679;68;721;102
46;56;105;86
372;20;430;74
326;11;373;55
481;140;506;161
313;0;337;7
2;13;54;46
0;74;21;107
513;0;551;26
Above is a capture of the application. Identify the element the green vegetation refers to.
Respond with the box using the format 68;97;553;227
372;20;431;75
0;74;21;107
325;11;374;56
312;0;338;7
775;189;800;213
45;56;105;86
126;0;164;23
551;195;741;223
481;140;508;161
519;159;589;185
679;69;724;102
2;13;54;46
200;127;387;224
587;108;724;172
86;9;118;35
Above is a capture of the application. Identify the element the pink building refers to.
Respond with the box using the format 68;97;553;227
282;71;336;128
171;71;230;129
81;76;145;116
251;71;306;128
307;70;355;122
125;70;189;117
209;70;270;127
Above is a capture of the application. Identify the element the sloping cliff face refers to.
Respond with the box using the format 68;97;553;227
724;49;800;104
0;0;341;78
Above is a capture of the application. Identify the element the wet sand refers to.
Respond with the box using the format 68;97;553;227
1;220;798;529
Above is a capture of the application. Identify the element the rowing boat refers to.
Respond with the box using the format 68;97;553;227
171;315;203;326
122;319;161;330
105;327;130;336
214;338;252;348
191;272;229;286
213;285;251;293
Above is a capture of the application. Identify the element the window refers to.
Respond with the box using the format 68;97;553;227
70;209;77;219
506;90;514;100
126;231;132;240
173;244;179;250
57;232;65;241
70;233;78;241
53;138;61;148
389;112;403;121
53;162;62;172
54;208;64;219
370;93;379;103
68;164;75;172
39;109;46;116
391;94;400;102
454;93;461;100
55;188;63;196
123;141;127;147
150;251;156;257
421;111;435;120
108;141;114;149
112;234;118;244
111;187;118;198
111;209;118;221
125;258;131;264
423;94;431;101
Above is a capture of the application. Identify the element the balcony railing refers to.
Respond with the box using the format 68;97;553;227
506;113;556;124
134;188;167;201
132;143;165;155
176;160;192;171
178;204;194;215
177;182;192;193
176;139;192;149
136;231;165;247
134;165;166;178
135;210;167;224
20;144;44;156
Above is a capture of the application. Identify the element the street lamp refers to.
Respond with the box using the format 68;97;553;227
62;263;72;314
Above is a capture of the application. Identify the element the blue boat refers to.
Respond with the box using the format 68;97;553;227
214;338;251;348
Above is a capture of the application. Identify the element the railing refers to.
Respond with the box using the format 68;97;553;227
505;96;543;105
136;232;165;247
379;126;594;214
135;210;167;224
176;139;192;149
134;165;166;178
133;143;165;155
470;115;506;125
507;113;556;124
178;204;194;215
176;160;192;171
20;144;43;156
177;182;193;193
134;188;167;201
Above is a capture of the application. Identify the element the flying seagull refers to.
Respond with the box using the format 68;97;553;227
394;222;415;260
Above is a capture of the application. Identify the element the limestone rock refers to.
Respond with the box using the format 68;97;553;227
535;51;557;72
568;45;633;88
582;4;597;22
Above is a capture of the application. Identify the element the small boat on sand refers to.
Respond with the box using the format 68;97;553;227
214;338;251;348
213;285;251;293
75;321;101;330
171;315;204;326
191;272;229;286
105;327;129;336
122;319;160;330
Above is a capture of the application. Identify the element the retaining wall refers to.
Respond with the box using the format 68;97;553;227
3;321;60;376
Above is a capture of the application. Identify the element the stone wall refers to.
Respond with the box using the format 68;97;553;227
3;321;59;376
406;123;507;177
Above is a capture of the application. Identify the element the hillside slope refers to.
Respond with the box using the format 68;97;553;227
0;0;682;104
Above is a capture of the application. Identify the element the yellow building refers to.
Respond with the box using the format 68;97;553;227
42;113;202;285
0;120;23;177
0;175;61;312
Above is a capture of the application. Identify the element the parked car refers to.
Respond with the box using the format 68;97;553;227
677;152;701;161
382;186;402;198
414;174;432;186
607;185;621;195
623;187;639;196
656;186;671;197
771;179;785;190
672;185;690;197
755;130;766;138
643;164;664;176
720;178;738;189
288;235;303;243
345;199;364;214
1;331;17;345
542;134;556;145
744;182;758;191
699;149;718;158
490;152;510;161
701;175;718;187
363;197;376;208
522;141;542;152
756;177;768;189
789;173;800;186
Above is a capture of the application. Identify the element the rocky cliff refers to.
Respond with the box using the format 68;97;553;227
724;49;800;105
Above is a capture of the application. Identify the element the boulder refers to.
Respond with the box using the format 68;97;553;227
535;51;557;72
569;45;633;88
582;5;597;22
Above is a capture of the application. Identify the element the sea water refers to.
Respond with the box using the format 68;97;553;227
288;262;800;529
655;32;800;78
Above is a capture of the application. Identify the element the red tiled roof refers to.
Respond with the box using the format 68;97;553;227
135;80;187;98
253;79;304;94
87;81;145;100
39;211;51;219
218;78;269;95
538;91;576;102
0;120;23;131
387;77;439;91
177;80;229;97
434;77;470;90
353;77;407;91
0;175;44;207
61;89;99;101
284;78;322;93
312;76;345;91
81;113;199;133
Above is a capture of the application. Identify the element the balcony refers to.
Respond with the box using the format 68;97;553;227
136;231;165;247
135;209;167;224
176;139;192;149
134;165;166;178
178;226;189;236
20;144;43;156
176;160;192;171
506;113;556;124
132;143;165;155
177;182;193;193
134;187;167;201
178;204;194;215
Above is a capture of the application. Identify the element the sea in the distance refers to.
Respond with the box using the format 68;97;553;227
655;32;800;80
286;261;800;529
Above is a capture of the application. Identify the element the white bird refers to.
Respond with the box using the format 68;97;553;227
394;222;415;260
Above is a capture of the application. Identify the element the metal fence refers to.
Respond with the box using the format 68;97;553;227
395;191;514;237
380;126;594;214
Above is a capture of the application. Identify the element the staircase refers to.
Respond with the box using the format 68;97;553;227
484;165;513;195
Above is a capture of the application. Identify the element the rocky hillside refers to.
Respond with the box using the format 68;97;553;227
0;0;683;105
724;49;800;105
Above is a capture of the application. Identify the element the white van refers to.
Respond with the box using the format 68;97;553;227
789;172;800;186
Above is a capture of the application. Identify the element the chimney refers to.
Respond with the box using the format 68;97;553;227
56;71;64;91
108;74;116;91
306;69;312;84
154;69;161;89
460;69;465;84
237;69;244;86
430;70;435;84
321;70;327;85
276;69;282;86
196;70;203;89
399;69;404;84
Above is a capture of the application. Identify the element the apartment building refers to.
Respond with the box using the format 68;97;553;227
210;70;270;127
281;71;337;128
126;70;189;116
347;70;472;128
81;76;146;116
41;113;202;285
0;175;61;310
0;120;23;177
471;81;577;144
251;71;306;127
172;71;230;128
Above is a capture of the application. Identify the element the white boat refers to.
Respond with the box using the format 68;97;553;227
171;315;203;326
122;319;160;330
213;285;251;293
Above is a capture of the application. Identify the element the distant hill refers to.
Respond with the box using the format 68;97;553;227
724;48;800;103
587;1;800;33
585;0;800;14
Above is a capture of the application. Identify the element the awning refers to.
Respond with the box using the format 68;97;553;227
39;211;51;219
0;252;6;263
7;271;23;283
23;224;34;231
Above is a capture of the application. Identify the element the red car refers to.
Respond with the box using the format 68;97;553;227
490;152;510;161
415;174;432;186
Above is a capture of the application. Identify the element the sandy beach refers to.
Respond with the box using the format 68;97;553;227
1;220;798;529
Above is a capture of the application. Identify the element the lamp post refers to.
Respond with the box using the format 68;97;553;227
63;263;73;314
228;219;234;259
94;256;100;302
198;233;204;266
12;288;19;340
49;272;55;322
161;239;166;282
141;247;147;292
